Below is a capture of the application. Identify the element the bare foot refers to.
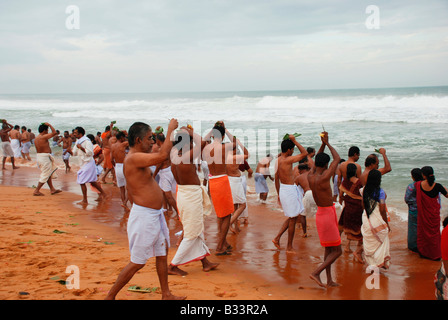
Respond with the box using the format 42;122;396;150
168;265;188;276
353;251;363;264
33;192;45;196
203;262;219;272
272;239;281;250
162;293;187;300
77;200;88;205
51;189;62;195
310;274;326;288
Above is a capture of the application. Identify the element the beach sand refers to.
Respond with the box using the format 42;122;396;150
0;158;442;301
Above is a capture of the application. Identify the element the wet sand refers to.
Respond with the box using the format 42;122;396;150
0;158;442;300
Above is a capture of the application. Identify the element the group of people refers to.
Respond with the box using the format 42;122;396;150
2;117;448;299
0;119;35;169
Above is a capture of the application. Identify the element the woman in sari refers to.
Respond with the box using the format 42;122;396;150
361;169;391;270
435;216;448;300
416;166;448;260
404;168;423;252
338;163;364;263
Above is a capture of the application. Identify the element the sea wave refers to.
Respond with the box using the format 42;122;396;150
1;93;448;124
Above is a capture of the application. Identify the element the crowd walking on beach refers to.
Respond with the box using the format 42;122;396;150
1;117;448;300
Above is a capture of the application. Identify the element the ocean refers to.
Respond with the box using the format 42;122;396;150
1;86;448;221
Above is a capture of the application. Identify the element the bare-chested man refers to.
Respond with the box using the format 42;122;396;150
9;125;21;159
20;126;32;161
168;125;219;276
307;132;342;288
111;131;129;210
336;146;361;195
272;135;307;253
101;122;116;184
1;120;18;169
254;154;274;203
59;131;73;173
203;121;235;255
33;123;61;196
360;148;391;186
294;163;315;237
105;119;185;300
226;135;249;234
154;127;178;218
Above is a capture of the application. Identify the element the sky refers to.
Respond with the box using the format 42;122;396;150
0;0;447;93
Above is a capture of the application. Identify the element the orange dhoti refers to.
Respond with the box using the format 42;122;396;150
208;175;234;218
316;205;341;247
102;147;113;169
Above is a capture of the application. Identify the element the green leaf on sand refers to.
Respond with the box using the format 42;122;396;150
53;229;67;234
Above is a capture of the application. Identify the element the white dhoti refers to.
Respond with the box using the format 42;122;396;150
240;174;249;219
36;153;58;183
115;163;126;187
303;189;317;217
77;159;97;184
11;139;21;158
158;166;177;194
254;172;269;193
62;149;71;161
1;141;14;157
361;207;391;269
127;204;170;264
21;141;31;154
228;175;246;204
279;183;304;218
171;185;212;266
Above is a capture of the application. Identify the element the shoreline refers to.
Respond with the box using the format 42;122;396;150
0;159;443;300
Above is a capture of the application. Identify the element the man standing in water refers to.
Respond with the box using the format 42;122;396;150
1;120;19;169
105;119;185;300
307;131;342;288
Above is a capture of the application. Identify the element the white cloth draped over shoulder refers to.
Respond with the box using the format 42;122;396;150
73;136;97;184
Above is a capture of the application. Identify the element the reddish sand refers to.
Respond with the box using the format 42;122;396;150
0;159;441;300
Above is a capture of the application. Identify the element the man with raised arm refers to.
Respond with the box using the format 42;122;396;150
272;134;307;253
307;131;342;288
105;119;185;300
33;123;61;196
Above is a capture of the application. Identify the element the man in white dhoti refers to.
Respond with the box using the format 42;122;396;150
9;125;22;159
226;136;249;234
73;127;107;205
168;126;219;275
33;123;61;196
105;119;185;300
254;154;273;203
1;120;19;170
272;135;307;253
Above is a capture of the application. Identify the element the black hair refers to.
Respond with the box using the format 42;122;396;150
363;169;382;217
87;134;95;144
156;133;165;142
421;166;435;187
74;126;85;136
315;152;330;168
38;123;48;133
212;125;225;140
365;154;378;167
281;139;295;153
443;216;448;228
105;125;110;131
346;163;357;179
128;122;151;147
21;126;27;130
348;146;360;157
410;168;423;182
116;131;126;140
306;147;315;154
173;131;192;151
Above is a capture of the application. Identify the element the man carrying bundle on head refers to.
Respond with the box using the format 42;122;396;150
168;125;219;276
